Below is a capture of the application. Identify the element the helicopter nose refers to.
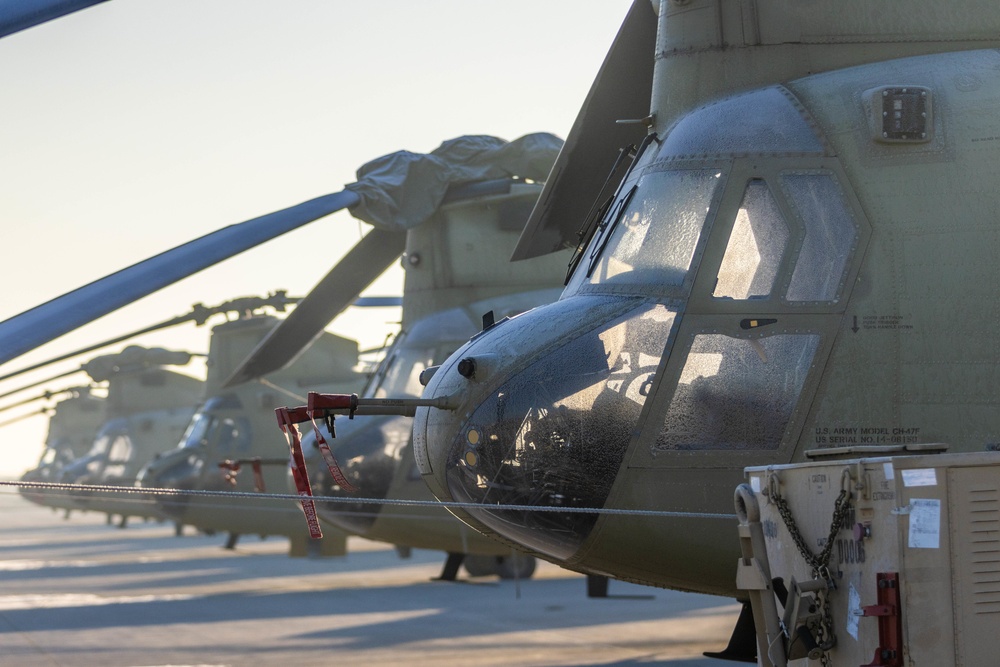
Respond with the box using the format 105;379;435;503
309;414;411;535
138;449;204;519
416;296;676;561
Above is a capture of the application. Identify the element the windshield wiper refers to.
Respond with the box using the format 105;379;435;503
564;133;657;284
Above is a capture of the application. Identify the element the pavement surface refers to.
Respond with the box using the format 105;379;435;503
0;489;742;666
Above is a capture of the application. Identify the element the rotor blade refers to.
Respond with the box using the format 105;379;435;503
0;0;109;39
0;386;79;415
223;228;407;387
0;291;300;384
0;190;360;367
352;296;402;308
0;368;82;402
511;0;657;260
0;407;48;429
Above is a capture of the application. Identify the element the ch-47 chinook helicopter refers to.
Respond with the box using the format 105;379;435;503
9;387;106;510
281;0;1000;657
279;138;570;580
137;305;367;556
23;346;203;524
145;134;567;567
0;293;301;525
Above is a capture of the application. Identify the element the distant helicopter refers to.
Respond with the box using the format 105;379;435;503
137;310;366;556
30;346;203;524
12;387;106;510
2;293;302;525
292;156;568;578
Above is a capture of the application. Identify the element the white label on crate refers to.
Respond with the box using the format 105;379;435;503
883;462;894;480
908;498;941;548
901;468;937;487
750;476;761;493
847;584;861;640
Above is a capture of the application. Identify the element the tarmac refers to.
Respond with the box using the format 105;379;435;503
0;488;741;666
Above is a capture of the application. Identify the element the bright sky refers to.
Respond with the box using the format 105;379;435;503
0;0;635;477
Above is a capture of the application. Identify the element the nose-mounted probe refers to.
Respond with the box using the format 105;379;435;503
275;392;459;537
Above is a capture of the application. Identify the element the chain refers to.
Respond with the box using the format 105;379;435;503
769;476;853;662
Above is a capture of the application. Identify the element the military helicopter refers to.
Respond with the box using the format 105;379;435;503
27;346;203;524
8;387;106;509
259;0;1000;656
146;134;567;567
1;293;301;524
285;143;569;579
137;308;367;556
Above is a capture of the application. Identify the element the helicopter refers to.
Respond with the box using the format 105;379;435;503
25;346;204;524
11;387;106;509
144;134;568;568
249;0;1000;658
2;293;305;525
136;308;367;556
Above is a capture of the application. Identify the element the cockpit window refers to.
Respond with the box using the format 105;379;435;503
713;180;789;300
654;333;819;451
568;169;722;293
781;172;859;302
370;345;431;400
181;413;213;449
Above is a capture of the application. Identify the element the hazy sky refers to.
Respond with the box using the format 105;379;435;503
0;1;635;476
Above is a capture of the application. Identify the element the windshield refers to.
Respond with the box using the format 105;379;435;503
365;338;432;400
180;412;213;449
566;168;723;294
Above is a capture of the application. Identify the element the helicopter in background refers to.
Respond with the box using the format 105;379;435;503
25;346;203;524
3;293;303;525
12;387;106;509
137;309;366;556
146;134;567;569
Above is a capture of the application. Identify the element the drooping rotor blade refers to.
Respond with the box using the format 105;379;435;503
223;228;407;387
0;407;49;429
0;190;360;367
0;369;82;402
511;0;657;260
0;291;299;384
0;386;81;415
0;0;109;39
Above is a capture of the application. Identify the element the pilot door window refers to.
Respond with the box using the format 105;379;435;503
654;333;819;451
713;179;789;300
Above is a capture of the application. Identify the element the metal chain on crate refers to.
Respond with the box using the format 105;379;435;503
768;474;853;664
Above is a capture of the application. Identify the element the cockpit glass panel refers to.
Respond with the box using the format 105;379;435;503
87;433;111;456
215;417;249;455
570;169;721;292
781;172;858;302
445;301;676;560
713;180;789;300
654;333;819;451
181;413;213;449
372;346;431;399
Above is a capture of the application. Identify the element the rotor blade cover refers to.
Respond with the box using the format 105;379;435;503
0;190;360;367
345;133;562;231
511;0;658;260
